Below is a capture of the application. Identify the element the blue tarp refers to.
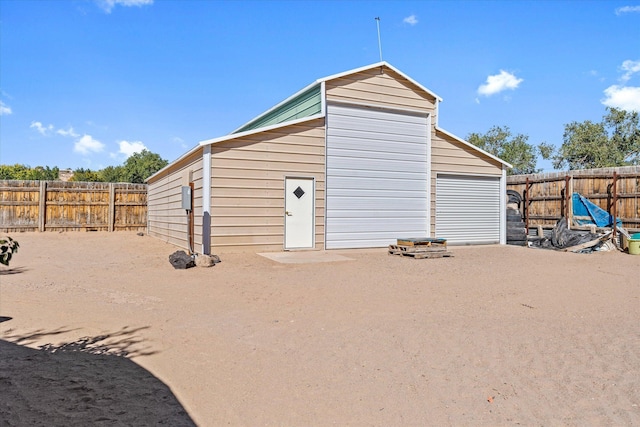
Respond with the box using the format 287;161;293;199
572;192;622;227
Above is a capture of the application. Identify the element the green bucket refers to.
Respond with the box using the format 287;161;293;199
629;233;640;255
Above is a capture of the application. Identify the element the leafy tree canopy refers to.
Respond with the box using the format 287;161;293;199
120;150;169;183
0;150;168;183
467;126;552;175
99;165;125;183
70;168;102;182
0;164;59;181
553;107;640;170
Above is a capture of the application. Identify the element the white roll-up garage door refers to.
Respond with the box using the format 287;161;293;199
436;174;501;244
326;103;428;249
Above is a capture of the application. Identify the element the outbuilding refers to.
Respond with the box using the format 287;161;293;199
147;62;511;253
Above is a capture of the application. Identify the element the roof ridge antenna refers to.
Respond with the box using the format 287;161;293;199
375;17;383;64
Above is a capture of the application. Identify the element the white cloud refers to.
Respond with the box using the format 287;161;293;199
600;59;640;111
30;121;54;136
602;85;640;111
173;136;188;149
97;0;153;13
477;70;523;97
30;121;110;156
74;134;105;154
403;15;418;25
588;69;606;82
615;5;640;15
57;127;79;138
32;121;81;138
118;140;147;157
0;101;12;116
620;59;640;82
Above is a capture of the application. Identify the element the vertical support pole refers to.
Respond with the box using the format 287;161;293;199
565;175;571;229
108;183;115;232
425;114;432;238
189;182;195;254
202;145;212;255
612;172;618;240
524;177;529;231
38;181;47;232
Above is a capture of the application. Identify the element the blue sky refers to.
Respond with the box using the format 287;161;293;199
1;0;639;172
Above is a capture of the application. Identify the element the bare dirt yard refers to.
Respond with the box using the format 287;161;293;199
1;231;639;426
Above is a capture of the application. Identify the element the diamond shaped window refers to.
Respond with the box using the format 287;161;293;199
293;186;305;199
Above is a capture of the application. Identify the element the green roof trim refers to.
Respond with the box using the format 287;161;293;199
233;84;322;133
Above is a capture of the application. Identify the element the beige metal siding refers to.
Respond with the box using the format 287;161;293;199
430;131;503;234
147;149;203;251
210;118;325;252
326;68;437;119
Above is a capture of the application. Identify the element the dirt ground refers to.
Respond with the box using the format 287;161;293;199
1;231;639;426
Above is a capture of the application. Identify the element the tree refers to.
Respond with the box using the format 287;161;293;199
120;149;168;183
467;126;551;175
100;165;125;182
0;150;168;183
553;107;640;170
0;164;59;180
0;164;30;180
70;168;103;182
30;166;60;180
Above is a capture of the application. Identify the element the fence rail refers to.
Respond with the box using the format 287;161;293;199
0;180;147;232
507;166;640;232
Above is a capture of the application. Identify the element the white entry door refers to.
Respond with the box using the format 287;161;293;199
284;177;315;249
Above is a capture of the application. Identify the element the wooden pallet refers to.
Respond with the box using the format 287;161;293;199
396;237;447;248
388;244;454;259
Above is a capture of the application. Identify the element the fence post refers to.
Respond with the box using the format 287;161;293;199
612;172;618;240
565;175;571;229
108;183;115;232
524;177;529;231
38;181;47;232
568;174;573;227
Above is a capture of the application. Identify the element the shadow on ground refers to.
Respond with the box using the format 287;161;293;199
0;267;28;275
0;326;195;426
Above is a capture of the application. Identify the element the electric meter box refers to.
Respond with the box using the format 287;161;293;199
181;186;192;210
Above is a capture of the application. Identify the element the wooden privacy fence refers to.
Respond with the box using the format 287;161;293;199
507;166;640;233
0;180;147;232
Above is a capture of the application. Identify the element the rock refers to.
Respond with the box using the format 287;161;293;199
195;254;216;268
169;251;195;269
137;232;144;236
